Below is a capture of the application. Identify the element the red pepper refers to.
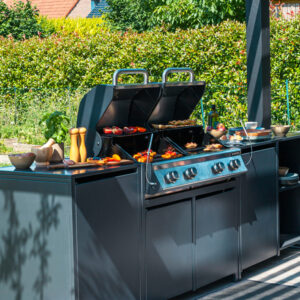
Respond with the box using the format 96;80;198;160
103;127;113;134
136;127;146;133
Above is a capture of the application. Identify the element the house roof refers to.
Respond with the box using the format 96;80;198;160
3;0;80;18
87;1;109;18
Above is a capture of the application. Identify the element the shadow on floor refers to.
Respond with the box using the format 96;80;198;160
174;248;300;300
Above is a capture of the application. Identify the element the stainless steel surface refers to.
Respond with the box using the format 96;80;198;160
113;68;149;85
148;148;247;195
162;67;195;83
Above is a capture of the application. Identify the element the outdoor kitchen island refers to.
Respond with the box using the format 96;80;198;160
1;134;300;300
0;68;299;300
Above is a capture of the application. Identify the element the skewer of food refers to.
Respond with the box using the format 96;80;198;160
103;126;147;135
152;119;197;129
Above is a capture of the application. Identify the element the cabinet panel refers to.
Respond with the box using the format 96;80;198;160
75;172;140;300
0;179;74;300
195;188;239;289
146;201;193;300
241;148;277;270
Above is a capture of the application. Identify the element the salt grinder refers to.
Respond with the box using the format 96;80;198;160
69;128;80;163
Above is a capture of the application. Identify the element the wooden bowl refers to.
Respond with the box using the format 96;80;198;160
31;146;53;167
8;153;36;169
271;125;290;137
208;129;227;139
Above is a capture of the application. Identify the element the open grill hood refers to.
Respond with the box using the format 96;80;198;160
77;68;206;157
148;68;206;125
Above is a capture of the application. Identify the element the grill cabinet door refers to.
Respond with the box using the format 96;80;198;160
195;188;239;289
146;200;193;300
75;170;140;300
241;148;277;270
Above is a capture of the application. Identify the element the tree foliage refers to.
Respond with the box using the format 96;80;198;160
0;0;45;40
105;0;246;31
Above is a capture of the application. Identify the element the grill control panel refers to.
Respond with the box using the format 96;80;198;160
153;150;247;191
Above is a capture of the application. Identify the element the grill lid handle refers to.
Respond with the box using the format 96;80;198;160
113;69;149;85
162;68;195;83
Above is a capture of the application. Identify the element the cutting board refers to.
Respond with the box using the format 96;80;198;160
47;160;133;170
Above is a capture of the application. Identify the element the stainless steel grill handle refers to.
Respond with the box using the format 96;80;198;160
162;68;195;83
113;69;149;85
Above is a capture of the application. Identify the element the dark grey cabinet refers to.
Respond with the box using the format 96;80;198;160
75;172;141;300
0;177;75;300
241;148;278;270
145;200;193;300
195;188;239;288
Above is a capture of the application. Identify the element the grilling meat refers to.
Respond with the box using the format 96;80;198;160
203;144;223;152
185;142;198;149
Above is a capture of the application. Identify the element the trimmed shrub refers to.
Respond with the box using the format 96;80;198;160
0;16;299;144
38;16;107;37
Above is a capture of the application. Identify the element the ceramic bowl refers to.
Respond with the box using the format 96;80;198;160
208;129;227;139
245;122;258;129
31;146;53;167
271;125;290;137
8;152;36;169
278;166;289;177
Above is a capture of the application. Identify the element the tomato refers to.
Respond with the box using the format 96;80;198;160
124;126;137;134
112;127;123;135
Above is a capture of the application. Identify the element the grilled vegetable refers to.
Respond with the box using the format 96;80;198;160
112;126;123;135
103;127;113;134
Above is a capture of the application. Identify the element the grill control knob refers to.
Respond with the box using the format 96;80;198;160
212;163;220;174
212;162;225;174
229;159;241;170
184;167;198;180
217;162;225;173
165;171;179;184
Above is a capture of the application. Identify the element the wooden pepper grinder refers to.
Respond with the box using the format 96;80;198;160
69;128;80;163
79;127;87;163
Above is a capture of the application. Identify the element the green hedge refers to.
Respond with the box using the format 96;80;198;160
0;17;299;144
1;17;299;88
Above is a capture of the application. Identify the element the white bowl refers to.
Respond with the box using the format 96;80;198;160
245;122;258;129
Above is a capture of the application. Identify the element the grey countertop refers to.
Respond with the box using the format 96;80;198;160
223;132;300;150
0;162;138;180
1;132;300;179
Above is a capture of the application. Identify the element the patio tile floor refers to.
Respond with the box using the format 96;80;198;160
174;247;300;300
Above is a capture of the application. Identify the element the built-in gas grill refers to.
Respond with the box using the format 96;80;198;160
76;68;249;298
77;68;247;199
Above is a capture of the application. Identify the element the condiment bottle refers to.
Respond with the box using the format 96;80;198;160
208;105;219;129
69;128;80;163
78;127;87;163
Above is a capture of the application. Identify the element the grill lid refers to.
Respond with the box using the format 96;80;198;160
77;69;161;156
148;68;206;125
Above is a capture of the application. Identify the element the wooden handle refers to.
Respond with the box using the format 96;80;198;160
41;138;56;149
